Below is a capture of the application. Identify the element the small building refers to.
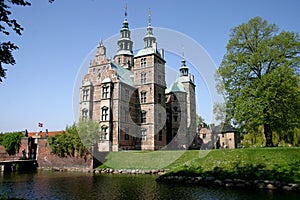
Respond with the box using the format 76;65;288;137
198;124;240;149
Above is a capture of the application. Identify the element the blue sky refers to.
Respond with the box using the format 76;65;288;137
1;0;299;132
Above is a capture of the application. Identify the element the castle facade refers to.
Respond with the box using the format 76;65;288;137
80;13;197;151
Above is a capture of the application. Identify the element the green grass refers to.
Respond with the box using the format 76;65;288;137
97;147;300;183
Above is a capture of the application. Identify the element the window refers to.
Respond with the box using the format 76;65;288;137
101;107;109;121
158;130;163;141
173;106;178;112
141;111;147;123
118;57;121;64
173;95;177;101
141;129;147;141
141;91;147;103
83;89;89;101
173;116;178;122
125;127;129;140
141;58;146;68
82;109;88;119
93;68;96;73
101;126;108;140
158;93;162;103
222;133;225;138
141;73;147;84
102;85;109;99
203;134;206;139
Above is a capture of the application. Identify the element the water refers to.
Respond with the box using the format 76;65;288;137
0;171;299;200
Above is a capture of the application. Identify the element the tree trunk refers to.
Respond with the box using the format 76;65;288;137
264;123;274;147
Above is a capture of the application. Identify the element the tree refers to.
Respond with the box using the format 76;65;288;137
0;0;54;83
216;16;300;147
77;119;100;152
196;114;207;128
2;132;23;155
48;124;87;157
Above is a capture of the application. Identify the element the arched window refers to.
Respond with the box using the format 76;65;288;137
140;91;147;103
100;125;108;140
141;110;147;123
101;107;109;121
82;109;88;119
102;85;109;99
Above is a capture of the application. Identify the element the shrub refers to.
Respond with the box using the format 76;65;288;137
2;132;23;155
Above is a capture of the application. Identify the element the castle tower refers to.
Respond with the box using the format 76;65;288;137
114;5;134;70
178;50;197;146
133;11;167;150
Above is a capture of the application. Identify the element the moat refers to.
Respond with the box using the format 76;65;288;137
0;171;299;200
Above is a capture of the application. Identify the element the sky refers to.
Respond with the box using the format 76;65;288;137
0;0;299;133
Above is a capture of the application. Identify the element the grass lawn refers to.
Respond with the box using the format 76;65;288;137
98;147;300;183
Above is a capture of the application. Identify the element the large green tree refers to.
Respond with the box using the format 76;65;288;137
0;0;54;83
216;17;300;147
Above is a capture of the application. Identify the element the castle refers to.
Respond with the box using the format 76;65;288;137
79;11;197;151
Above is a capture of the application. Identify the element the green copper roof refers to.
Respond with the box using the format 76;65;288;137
176;76;191;83
166;79;186;93
110;62;134;87
135;47;162;58
115;49;133;56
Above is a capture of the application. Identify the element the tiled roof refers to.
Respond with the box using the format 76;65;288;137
28;131;65;138
212;124;237;133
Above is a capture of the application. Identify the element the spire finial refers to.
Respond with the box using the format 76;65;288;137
148;8;152;25
181;45;187;68
125;4;128;19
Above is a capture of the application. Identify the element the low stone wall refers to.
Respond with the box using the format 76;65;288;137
156;175;300;191
93;168;166;175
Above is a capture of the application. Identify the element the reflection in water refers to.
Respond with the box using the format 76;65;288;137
0;171;299;200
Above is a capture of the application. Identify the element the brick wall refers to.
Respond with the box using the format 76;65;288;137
36;139;93;171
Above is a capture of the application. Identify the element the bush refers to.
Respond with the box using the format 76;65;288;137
48;124;88;157
2;132;23;155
